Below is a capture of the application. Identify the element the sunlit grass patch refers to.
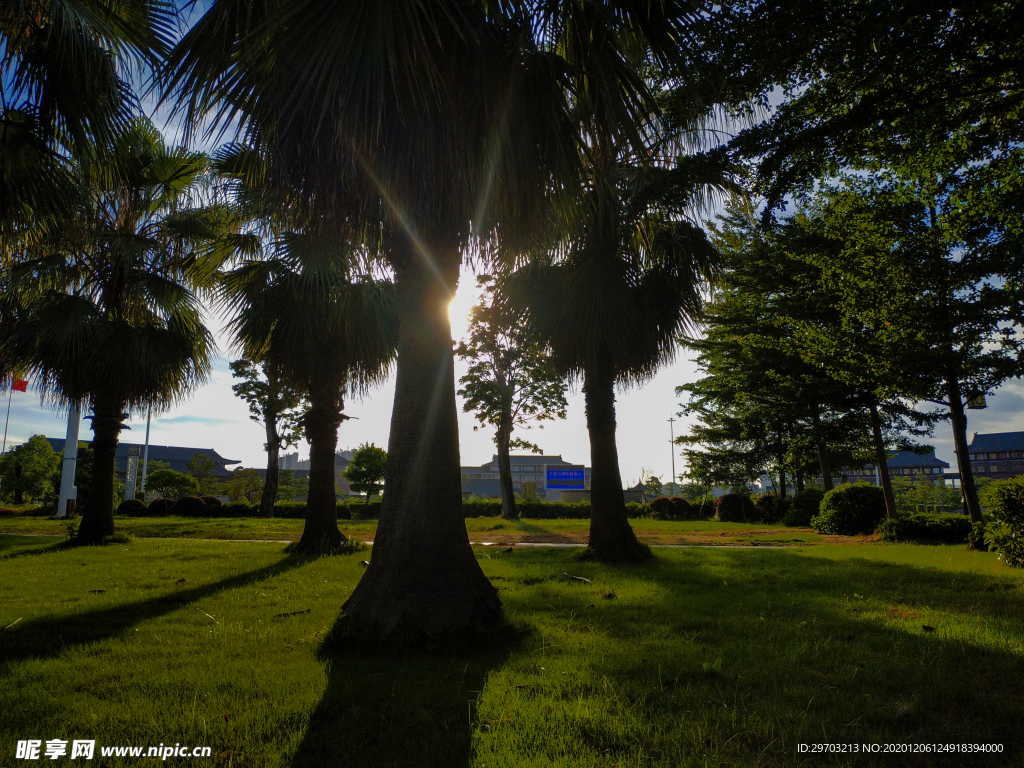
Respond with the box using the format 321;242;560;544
0;538;1020;767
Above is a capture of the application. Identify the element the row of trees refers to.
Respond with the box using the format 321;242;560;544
3;0;1021;643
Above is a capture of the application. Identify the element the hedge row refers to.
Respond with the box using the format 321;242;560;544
114;497;651;520
877;512;974;544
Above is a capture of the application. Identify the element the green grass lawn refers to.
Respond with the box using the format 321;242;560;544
0;515;835;547
1;535;1021;766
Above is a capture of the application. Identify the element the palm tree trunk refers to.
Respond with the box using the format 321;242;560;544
260;416;280;518
946;371;983;523
295;376;345;552
868;401;897;520
496;418;518;521
344;232;499;642
583;356;649;562
75;394;120;544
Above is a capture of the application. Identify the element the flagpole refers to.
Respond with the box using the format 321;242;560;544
2;386;12;455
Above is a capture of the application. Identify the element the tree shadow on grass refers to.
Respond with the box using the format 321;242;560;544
506;549;1024;767
290;620;530;768
0;553;313;673
0;534;70;560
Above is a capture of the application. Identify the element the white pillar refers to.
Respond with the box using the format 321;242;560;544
57;402;82;518
140;406;152;499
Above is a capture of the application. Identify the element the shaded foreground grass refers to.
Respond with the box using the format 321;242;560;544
0;516;839;547
0;537;1021;766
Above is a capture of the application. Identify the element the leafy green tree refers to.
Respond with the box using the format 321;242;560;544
276;469;309;503
185;453;216;494
2;121;219;543
344;444;388;504
456;276;567;520
144;467;200;501
230;358;307;517
802;173;1023;522
640;470;664;500
226;468;263;505
722;0;1024;219
0;435;60;504
680;196;939;519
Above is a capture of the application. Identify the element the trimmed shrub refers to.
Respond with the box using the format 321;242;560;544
812;484;885;535
752;494;789;524
201;496;223;511
877;512;973;544
983;477;1024;567
651;496;705;521
715;493;755;523
784;489;825;527
116;499;146;517
147;498;174;515
273;501;307;519
171;495;208;517
220;501;257;518
350;500;382;520
648;496;676;519
626;501;647;518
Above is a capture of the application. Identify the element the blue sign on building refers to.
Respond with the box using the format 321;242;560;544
546;468;585;490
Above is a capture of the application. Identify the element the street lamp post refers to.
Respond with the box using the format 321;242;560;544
668;417;676;497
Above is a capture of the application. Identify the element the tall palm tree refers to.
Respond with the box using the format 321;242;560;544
220;235;399;554
2;120;218;544
164;0;714;640
505;152;733;561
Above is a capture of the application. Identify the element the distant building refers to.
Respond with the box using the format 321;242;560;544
966;432;1024;481
817;447;950;486
278;452;301;470
278;449;353;471
461;455;591;500
261;452;352;495
45;438;240;483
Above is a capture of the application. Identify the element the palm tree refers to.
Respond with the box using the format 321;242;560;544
220;229;399;554
505;153;733;561
0;0;176;223
164;0;713;640
2;120;218;544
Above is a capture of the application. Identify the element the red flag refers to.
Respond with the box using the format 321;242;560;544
11;379;27;392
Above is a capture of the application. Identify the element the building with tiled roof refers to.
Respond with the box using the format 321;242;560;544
818;447;950;486
966;432;1024;481
46;438;239;483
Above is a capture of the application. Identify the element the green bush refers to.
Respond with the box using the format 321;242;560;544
812;484;886;535
201;495;223;511
983;477;1024;568
877;512;973;544
784;488;825;527
116;499;147;517
752;494;789;524
715;493;755;523
171;495;208;517
147;498;174;515
648;496;674;517
220;501;257;518
967;521;990;552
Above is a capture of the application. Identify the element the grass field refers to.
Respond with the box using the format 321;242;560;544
1;534;1021;767
0;515;843;547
